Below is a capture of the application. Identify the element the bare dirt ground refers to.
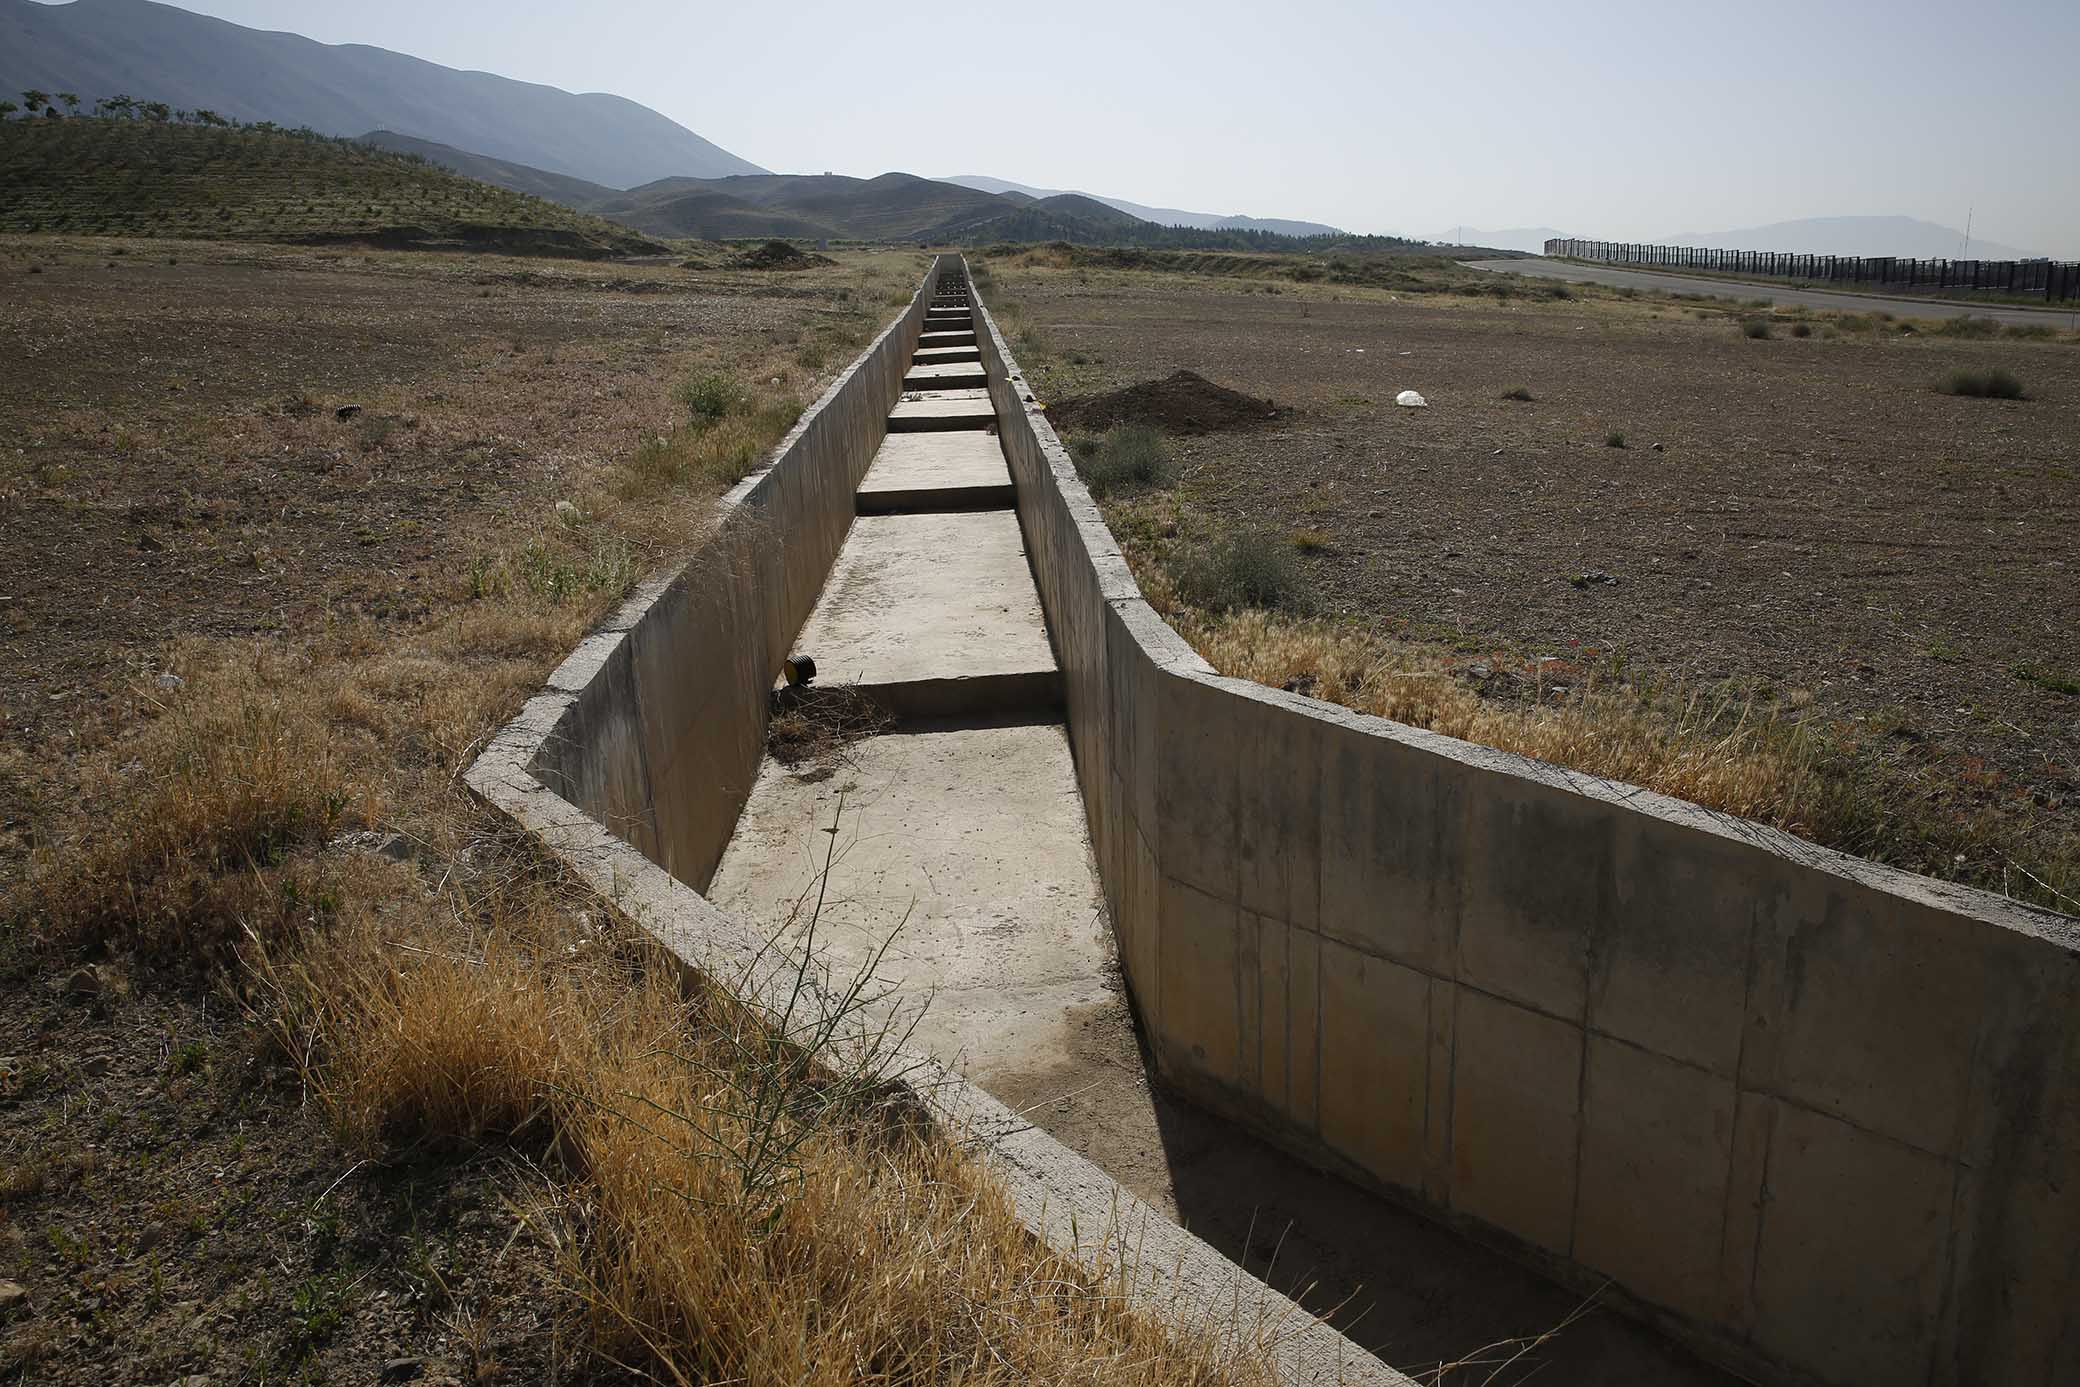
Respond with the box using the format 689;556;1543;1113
994;259;2080;903
0;234;919;1385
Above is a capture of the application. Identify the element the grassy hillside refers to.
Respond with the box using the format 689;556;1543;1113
600;187;837;240
0;115;666;256
357;129;617;208
0;0;765;186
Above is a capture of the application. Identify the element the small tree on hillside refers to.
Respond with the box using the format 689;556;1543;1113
20;89;49;116
0;101;17;120
57;92;80;114
97;94;136;119
141;101;171;122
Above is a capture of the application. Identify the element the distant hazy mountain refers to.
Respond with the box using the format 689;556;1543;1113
0;0;766;188
1661;216;2035;261
943;175;1345;238
1429;226;1576;254
321;133;1390;248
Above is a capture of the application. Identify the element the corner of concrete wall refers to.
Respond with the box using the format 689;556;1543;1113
966;253;2080;1387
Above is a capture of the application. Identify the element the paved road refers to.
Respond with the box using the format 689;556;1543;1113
1464;257;2080;329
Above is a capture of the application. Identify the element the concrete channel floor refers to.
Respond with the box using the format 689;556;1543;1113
785;509;1056;704
857;430;1011;498
709;720;1114;1083
704;292;1741;1387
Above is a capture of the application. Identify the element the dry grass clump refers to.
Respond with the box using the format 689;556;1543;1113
1176;606;1819;823
243;839;1281;1387
25;649;355;965
766;686;897;769
1147;597;2077;910
627;395;805;495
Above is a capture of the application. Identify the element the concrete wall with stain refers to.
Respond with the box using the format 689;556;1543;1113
973;264;2080;1387
524;257;955;890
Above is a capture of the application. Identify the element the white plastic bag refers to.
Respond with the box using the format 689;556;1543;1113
1396;390;1428;408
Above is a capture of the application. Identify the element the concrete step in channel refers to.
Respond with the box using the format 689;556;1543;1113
773;276;1057;721
857;431;1015;514
785;509;1059;720
888;387;996;433
904;361;988;391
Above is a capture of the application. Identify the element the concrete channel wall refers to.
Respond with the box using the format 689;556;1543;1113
973;264;2080;1387
523;259;946;890
465;257;1405;1387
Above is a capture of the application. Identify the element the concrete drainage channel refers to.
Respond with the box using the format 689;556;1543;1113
467;263;1399;1387
471;258;2080;1387
707;277;1116;1089
701;282;1750;1385
701;278;1743;1386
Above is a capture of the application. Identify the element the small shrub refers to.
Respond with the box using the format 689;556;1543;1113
1172;530;1310;613
1500;385;1534;402
1605;431;1627;448
1790;322;1812;338
2003;323;2057;341
1741;318;1772;340
1937;369;2027;400
1071;424;1174;497
676;373;746;425
1288;527;1332;553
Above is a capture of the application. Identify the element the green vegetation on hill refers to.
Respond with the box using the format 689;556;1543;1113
1;0;766;186
0;113;666;257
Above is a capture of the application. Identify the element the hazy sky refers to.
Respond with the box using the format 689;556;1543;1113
74;0;2080;254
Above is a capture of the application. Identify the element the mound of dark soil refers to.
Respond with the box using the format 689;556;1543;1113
733;239;836;271
1047;369;1284;435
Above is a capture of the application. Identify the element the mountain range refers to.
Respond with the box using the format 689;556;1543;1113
3;0;1351;243
0;0;765;186
360;132;1385;248
1655;216;2035;262
941;175;1345;238
17;2;2020;261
